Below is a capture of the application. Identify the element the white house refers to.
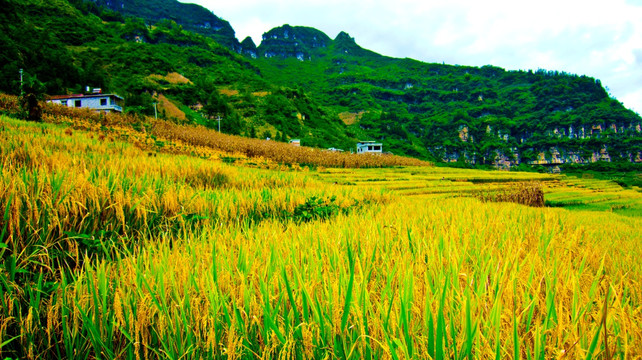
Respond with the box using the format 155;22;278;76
47;93;124;113
356;141;382;154
289;139;301;146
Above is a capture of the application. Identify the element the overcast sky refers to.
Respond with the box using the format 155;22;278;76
186;0;642;114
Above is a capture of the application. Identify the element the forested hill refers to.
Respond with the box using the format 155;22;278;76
0;0;356;150
1;0;641;168
89;0;241;50
253;25;642;167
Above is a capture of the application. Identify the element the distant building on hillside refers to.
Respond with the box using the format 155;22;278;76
47;92;124;113
356;141;382;154
289;139;301;146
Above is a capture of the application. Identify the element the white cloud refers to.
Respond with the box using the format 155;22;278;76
186;0;642;113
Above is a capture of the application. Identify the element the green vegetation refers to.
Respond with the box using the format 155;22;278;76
90;0;241;49
563;162;642;188
254;26;642;165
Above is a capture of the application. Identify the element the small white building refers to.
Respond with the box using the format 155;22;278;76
289;139;301;146
47;93;124;113
356;141;382;154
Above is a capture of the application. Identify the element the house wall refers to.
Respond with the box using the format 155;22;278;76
48;96;122;113
357;143;382;153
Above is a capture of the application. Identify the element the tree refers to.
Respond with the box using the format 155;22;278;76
203;91;231;119
121;18;150;41
19;74;45;121
20;93;42;121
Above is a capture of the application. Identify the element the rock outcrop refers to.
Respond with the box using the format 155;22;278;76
257;25;331;60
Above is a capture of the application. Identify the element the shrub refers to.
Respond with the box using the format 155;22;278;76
291;196;339;222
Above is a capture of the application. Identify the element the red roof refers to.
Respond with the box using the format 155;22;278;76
47;94;85;100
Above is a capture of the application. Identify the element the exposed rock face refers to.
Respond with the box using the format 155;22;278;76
240;36;258;58
458;126;469;142
257;25;331;60
437;121;642;170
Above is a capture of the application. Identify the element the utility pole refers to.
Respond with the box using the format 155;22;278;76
19;68;23;96
217;115;221;132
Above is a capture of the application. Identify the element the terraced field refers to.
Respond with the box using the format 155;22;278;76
315;167;642;217
1;114;641;359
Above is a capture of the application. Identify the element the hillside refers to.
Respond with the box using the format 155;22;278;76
89;0;241;50
0;0;357;150
1;0;641;168
254;25;642;167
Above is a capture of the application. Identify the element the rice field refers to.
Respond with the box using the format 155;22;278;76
1;114;641;359
545;178;642;217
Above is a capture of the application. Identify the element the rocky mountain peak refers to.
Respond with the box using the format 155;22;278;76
240;36;257;58
334;31;355;43
257;25;331;60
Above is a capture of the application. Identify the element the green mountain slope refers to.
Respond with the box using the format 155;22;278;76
90;0;241;50
254;25;642;166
